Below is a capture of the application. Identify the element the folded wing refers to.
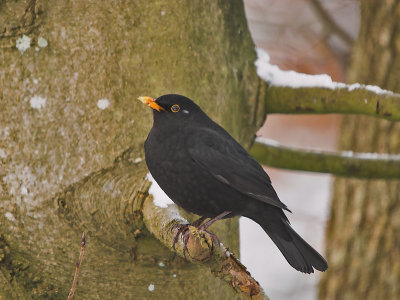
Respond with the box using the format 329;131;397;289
186;128;290;212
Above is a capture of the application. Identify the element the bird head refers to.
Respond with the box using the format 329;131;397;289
138;94;206;126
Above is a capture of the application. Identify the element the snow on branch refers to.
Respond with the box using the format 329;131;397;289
255;49;400;122
250;137;400;179
255;49;391;93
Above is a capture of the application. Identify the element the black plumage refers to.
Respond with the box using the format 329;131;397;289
140;94;328;273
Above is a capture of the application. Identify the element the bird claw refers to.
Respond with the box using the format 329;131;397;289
198;228;221;247
171;222;222;258
171;223;191;258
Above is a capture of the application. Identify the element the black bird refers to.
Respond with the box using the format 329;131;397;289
138;94;328;273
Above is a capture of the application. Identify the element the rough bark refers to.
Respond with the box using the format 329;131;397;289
266;85;400;122
0;1;267;299
320;1;400;299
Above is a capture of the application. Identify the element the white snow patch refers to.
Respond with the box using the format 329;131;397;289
146;173;174;208
97;98;110;110
5;212;16;222
158;262;165;267
38;37;48;48
255;48;393;94
134;157;142;164
148;284;155;292
364;85;391;94
16;35;31;54
172;274;177;278
30;95;46;109
255;137;280;147
161;10;166;16
340;150;400;160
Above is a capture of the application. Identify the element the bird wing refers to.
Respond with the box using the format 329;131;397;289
186;127;290;211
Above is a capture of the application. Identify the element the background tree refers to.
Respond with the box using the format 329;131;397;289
319;0;400;298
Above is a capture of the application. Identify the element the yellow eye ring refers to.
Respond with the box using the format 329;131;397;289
171;104;180;113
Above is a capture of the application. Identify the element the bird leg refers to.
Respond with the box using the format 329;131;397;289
198;211;231;246
199;211;231;231
172;212;231;257
172;216;207;257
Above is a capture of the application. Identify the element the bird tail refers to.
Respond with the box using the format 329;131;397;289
245;207;328;273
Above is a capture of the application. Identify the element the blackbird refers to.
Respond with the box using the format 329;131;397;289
138;94;328;273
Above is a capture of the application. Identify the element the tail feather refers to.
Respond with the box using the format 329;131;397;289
246;207;328;273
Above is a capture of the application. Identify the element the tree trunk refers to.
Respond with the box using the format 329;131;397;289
320;1;400;299
0;1;266;299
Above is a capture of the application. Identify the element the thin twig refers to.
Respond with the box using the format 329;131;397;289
67;232;86;300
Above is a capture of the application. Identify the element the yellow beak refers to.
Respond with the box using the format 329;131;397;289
137;96;165;112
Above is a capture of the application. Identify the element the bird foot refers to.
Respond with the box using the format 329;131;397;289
171;222;221;258
198;227;221;247
171;223;192;258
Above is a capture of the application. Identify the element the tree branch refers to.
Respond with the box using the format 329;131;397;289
309;0;354;47
266;86;400;122
250;137;400;179
57;154;269;299
142;194;269;300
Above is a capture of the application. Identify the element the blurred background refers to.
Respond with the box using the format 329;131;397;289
240;1;359;299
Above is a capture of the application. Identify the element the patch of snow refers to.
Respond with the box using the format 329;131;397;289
341;151;354;157
30;96;46;109
16;35;31;54
146;173;174;208
364;85;391;94
172;274;177;278
255;137;280;147
134;157;142;164
347;83;361;91
255;48;393;94
148;284;155;292
97;98;110;110
347;151;400;160
38;37;48;48
158;262;165;267
161;10;166;16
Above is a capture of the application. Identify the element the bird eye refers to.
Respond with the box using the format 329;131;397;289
171;104;180;113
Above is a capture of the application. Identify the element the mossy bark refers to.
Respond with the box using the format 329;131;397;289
250;138;400;179
0;1;266;299
319;1;400;299
266;86;400;122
